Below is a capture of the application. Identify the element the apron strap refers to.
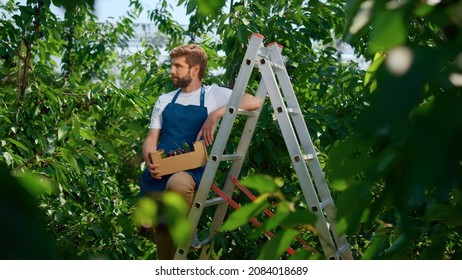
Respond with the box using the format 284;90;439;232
199;85;205;107
170;85;206;107
171;88;182;103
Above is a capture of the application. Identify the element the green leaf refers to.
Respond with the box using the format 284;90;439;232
186;0;196;15
162;191;189;215
162;192;192;245
61;148;80;173
72;119;81;140
335;184;371;235
196;0;226;17
14;171;55;196
280;209;317;228
58;125;69;141
258;228;299;260
80;128;96;141
368;11;407;53
260;201;292;232
425;204;462;227
133;197;158;228
240;174;282;193
221;195;270;231
7;138;29;152
364;51;386;86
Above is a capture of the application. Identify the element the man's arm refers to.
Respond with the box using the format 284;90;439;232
142;128;162;179
197;93;262;146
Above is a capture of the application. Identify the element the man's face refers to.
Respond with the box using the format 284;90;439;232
170;56;192;88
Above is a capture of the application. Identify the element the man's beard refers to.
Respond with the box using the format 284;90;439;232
172;70;192;88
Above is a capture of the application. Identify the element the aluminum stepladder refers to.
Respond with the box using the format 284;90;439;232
174;33;353;260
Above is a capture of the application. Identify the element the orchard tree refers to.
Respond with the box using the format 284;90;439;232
327;0;462;259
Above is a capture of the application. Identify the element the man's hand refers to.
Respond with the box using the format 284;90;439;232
147;161;162;180
196;110;221;146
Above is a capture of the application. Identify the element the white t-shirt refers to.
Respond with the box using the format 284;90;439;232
149;84;232;129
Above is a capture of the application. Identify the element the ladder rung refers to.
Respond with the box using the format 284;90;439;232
237;109;258;117
286;107;299;116
205;197;225;207
319;198;333;208
303;154;315;161
215;154;244;162
190;237;211;250
275;106;299;116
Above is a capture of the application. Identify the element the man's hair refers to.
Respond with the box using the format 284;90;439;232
170;44;207;80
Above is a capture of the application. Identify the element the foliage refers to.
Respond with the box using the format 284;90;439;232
1;0;155;259
327;0;462;259
0;162;58;259
2;0;460;260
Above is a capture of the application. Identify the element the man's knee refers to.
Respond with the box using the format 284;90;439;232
165;172;196;206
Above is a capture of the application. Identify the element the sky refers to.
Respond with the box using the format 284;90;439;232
93;0;189;25
1;0;189;24
10;0;191;25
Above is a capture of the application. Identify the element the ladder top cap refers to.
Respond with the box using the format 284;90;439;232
267;42;283;49
250;33;265;39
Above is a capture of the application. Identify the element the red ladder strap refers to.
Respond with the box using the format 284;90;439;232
210;184;296;256
229;176;318;254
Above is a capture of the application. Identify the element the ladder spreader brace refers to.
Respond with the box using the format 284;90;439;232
174;33;353;260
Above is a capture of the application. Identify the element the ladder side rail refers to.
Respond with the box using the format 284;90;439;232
267;43;334;208
205;80;268;246
174;34;265;259
267;44;337;224
267;44;353;260
257;57;338;259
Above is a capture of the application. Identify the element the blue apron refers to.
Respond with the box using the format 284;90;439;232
140;86;207;196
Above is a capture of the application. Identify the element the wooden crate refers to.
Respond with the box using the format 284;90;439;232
150;141;208;177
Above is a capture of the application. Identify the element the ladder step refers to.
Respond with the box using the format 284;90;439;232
205;197;225;207
286;107;299;116
212;154;244;162
275;106;299;116
310;199;333;213
303;154;315;161
294;154;315;162
319;198;333;208
190;236;211;250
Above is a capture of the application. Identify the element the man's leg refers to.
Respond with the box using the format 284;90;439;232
165;171;196;207
154;172;196;259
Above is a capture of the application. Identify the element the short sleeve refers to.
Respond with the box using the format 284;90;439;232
210;84;232;109
148;99;163;129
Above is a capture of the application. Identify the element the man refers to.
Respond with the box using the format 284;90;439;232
140;44;261;259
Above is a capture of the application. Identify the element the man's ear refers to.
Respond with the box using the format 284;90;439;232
192;64;200;76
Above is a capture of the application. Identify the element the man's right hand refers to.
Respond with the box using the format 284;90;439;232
147;161;162;180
